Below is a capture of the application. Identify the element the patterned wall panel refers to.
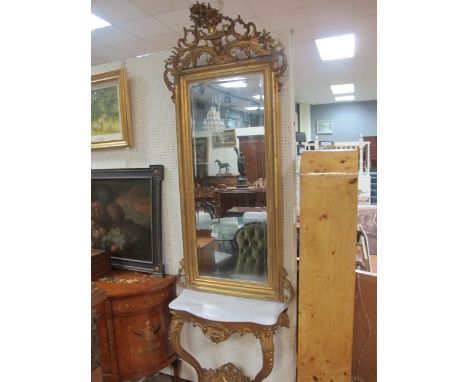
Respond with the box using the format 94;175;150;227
91;28;296;381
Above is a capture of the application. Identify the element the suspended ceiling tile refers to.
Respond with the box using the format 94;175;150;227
114;39;156;57
222;0;256;18
145;32;183;51
304;0;354;26
354;16;377;45
91;36;108;50
245;0;303;16
354;0;377;18
119;16;173;39
92;26;139;45
259;8;308;32
92;0;149;24
129;0;191;15
92;45;130;64
154;8;192;32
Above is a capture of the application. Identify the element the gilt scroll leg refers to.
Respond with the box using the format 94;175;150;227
254;328;275;382
171;358;181;382
169;317;204;382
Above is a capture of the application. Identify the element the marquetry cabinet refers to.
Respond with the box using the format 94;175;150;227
94;271;180;382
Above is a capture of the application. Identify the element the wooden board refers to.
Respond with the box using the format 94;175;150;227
352;270;377;382
298;150;358;381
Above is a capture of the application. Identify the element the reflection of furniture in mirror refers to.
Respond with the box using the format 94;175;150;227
232;222;267;281
214;187;266;218
205;175;238;188
238;135;265;183
196;235;219;274
95;270;180;382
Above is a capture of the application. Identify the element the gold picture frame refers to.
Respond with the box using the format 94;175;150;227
91;69;132;149
212;129;236;148
164;2;289;301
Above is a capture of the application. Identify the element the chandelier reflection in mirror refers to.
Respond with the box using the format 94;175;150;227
203;103;225;136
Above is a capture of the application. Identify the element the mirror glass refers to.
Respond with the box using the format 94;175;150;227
189;72;268;283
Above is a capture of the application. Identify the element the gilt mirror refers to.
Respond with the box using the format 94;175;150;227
165;2;290;301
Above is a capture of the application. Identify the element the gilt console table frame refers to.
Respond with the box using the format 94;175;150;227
168;289;289;382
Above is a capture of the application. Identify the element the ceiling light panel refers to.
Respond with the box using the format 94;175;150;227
219;81;247;88
315;34;355;60
91;13;111;31
330;83;354;95
335;95;355;102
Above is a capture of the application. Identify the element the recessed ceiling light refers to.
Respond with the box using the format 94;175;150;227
335;95;355;102
330;83;355;95
219;81;247;88
252;95;264;100
91;13;111;31
315;34;355;60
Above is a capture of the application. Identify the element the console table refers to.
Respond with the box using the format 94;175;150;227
168;289;289;382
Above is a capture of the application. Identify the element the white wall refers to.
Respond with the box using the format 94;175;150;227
91;28;296;382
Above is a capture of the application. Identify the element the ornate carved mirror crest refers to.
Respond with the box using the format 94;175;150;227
164;2;287;101
165;2;292;302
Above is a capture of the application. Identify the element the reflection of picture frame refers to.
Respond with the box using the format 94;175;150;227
195;163;208;179
194;137;208;163
91;166;165;275
212;129;236;147
316;120;333;134
92;69;132;149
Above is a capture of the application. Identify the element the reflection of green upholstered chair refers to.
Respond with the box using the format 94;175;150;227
232;222;267;277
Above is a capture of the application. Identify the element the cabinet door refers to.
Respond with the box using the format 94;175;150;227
112;305;173;380
239;135;265;183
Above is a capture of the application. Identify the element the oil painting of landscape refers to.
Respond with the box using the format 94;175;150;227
91;69;132;149
91;80;122;142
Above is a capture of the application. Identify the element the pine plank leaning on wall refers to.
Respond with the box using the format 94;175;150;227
298;150;358;381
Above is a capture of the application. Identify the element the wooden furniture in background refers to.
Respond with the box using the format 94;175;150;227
92;249;111;281
92;284;107;382
169;289;289;382
363;135;377;170
298;150;358;381
352;270;377;382
204;175;238;188
238;135;265;183
95;270;180;382
197;235;219;274
214;187;266;217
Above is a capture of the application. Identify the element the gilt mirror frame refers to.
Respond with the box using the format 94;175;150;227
164;2;291;301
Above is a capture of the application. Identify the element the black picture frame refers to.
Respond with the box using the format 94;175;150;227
91;165;165;276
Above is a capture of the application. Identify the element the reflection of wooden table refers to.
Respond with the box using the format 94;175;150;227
169;289;289;382
214;187;266;217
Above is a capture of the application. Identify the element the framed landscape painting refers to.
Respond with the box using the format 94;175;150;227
212;129;236;148
91;69;132;149
316;120;333;135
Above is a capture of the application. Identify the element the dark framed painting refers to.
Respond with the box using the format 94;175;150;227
91;165;165;275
